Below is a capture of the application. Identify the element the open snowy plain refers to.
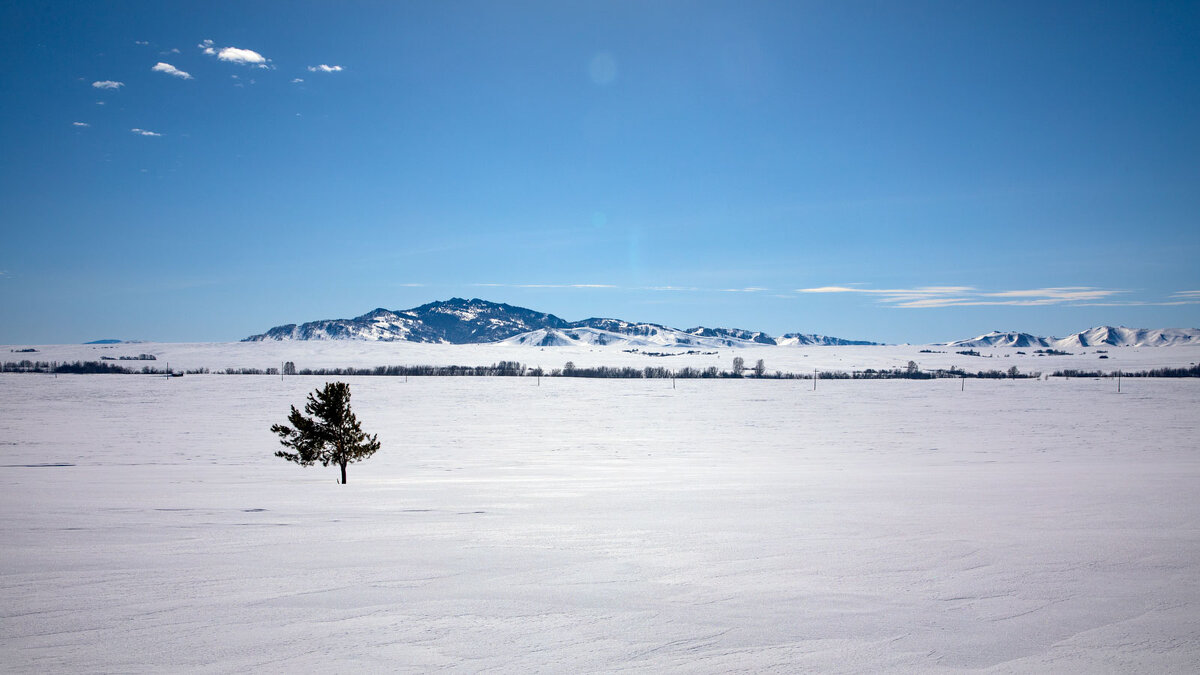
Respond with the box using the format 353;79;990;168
10;339;1200;375
2;344;1200;672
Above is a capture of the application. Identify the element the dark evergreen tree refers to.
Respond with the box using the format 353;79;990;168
272;382;380;484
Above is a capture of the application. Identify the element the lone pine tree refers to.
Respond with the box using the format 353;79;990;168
272;382;380;484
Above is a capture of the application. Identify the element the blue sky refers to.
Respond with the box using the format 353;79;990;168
1;1;1197;344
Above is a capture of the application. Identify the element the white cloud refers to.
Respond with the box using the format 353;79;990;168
796;286;869;294
134;40;149;46
92;80;123;89
130;128;162;137
307;64;344;73
152;62;193;79
1172;290;1200;299
96;101;105;105
291;78;304;83
200;39;272;67
73;121;90;127
217;46;267;65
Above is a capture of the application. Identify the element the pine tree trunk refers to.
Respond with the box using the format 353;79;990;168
340;461;347;485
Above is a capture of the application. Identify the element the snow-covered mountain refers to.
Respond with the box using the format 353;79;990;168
499;325;763;350
244;298;878;347
245;299;569;343
946;326;1200;349
943;331;1052;348
498;327;651;348
778;333;881;347
684;326;777;345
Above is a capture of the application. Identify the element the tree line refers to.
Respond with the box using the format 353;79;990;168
5;359;1199;379
1052;364;1200;378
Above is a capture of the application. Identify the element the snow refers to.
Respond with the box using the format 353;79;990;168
7;340;1199;375
2;371;1199;671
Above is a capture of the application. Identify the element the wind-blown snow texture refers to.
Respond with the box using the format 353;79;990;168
2;375;1199;672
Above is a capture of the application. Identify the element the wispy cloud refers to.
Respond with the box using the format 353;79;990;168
981;288;1118;302
307;64;344;73
152;62;192;79
134;40;149;46
422;282;1196;309
72;121;90;127
92;80;123;89
291;78;304;84
1072;299;1200;307
795;285;1128;308
130;128;162;137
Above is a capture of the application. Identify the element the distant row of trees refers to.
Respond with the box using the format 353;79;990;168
5;359;1199;379
1053;364;1200;378
1;360;176;374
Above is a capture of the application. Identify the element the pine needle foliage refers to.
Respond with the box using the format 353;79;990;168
272;382;380;484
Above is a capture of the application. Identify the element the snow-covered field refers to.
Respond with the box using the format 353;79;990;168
8;340;1200;375
2;370;1199;672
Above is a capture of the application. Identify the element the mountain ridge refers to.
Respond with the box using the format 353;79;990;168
244;299;1199;348
243;298;880;348
944;326;1200;349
